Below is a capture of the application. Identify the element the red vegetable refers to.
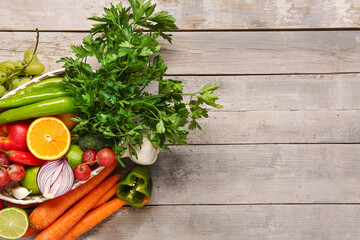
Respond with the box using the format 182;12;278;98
61;198;126;240
29;161;118;230
1;150;45;166
34;174;120;240
0;199;3;210
37;157;74;199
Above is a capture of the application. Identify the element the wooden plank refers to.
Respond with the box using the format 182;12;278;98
187;111;360;144
2;33;360;144
174;74;360;111
1;31;360;75
149;145;360;204
2;0;360;31
21;205;360;240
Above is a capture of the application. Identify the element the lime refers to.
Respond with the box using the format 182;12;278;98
66;144;84;171
19;166;41;195
0;207;29;239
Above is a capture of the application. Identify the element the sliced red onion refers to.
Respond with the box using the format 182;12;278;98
37;157;74;199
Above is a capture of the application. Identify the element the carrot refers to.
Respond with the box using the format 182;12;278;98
22;224;41;238
7;202;39;209
61;198;126;240
30;161;117;230
90;182;118;210
34;174;120;240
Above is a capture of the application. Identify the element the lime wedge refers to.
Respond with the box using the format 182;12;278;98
0;207;29;239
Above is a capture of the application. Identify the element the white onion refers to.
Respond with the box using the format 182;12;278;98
37;157;74;199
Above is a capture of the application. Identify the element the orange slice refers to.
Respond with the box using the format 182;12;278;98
26;117;71;160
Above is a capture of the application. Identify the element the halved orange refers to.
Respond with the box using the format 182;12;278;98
26;117;71;160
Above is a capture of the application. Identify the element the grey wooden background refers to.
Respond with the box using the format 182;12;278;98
2;0;360;239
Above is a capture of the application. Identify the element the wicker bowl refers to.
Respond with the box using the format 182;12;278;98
0;69;104;204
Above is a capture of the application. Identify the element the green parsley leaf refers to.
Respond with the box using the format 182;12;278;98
58;0;222;166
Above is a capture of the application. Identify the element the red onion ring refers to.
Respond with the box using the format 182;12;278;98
37;156;74;199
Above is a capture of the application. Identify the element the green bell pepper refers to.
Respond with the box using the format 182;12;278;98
116;165;153;208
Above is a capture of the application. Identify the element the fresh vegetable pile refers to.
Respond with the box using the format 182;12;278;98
59;0;222;166
0;0;221;239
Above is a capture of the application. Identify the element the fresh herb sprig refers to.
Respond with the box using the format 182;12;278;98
58;0;222;166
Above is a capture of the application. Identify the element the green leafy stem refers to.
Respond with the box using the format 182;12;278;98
58;0;222;165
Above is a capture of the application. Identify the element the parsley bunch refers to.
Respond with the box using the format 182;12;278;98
58;0;222;166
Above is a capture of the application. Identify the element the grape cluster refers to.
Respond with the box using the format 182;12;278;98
0;154;25;186
0;49;45;97
74;148;116;181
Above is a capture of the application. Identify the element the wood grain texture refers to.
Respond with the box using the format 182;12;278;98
187;111;360;144
2;0;360;30
150;145;360;204
2;1;360;240
21;205;360;240
175;74;360;111
1;31;360;75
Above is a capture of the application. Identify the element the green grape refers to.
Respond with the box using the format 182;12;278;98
10;78;20;90
0;61;15;73
8;76;20;90
0;71;7;84
24;49;38;64
18;77;31;87
12;77;31;89
24;62;45;75
14;60;25;71
0;85;6;97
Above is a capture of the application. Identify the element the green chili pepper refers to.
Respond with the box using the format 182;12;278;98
116;165;153;208
0;96;79;125
13;77;64;96
0;88;70;108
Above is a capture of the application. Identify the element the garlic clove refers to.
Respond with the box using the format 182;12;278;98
11;186;32;200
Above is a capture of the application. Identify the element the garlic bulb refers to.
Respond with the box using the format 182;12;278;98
123;134;160;165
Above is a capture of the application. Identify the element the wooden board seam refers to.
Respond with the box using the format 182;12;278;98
166;72;360;77
4;28;360;33
144;203;360;206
